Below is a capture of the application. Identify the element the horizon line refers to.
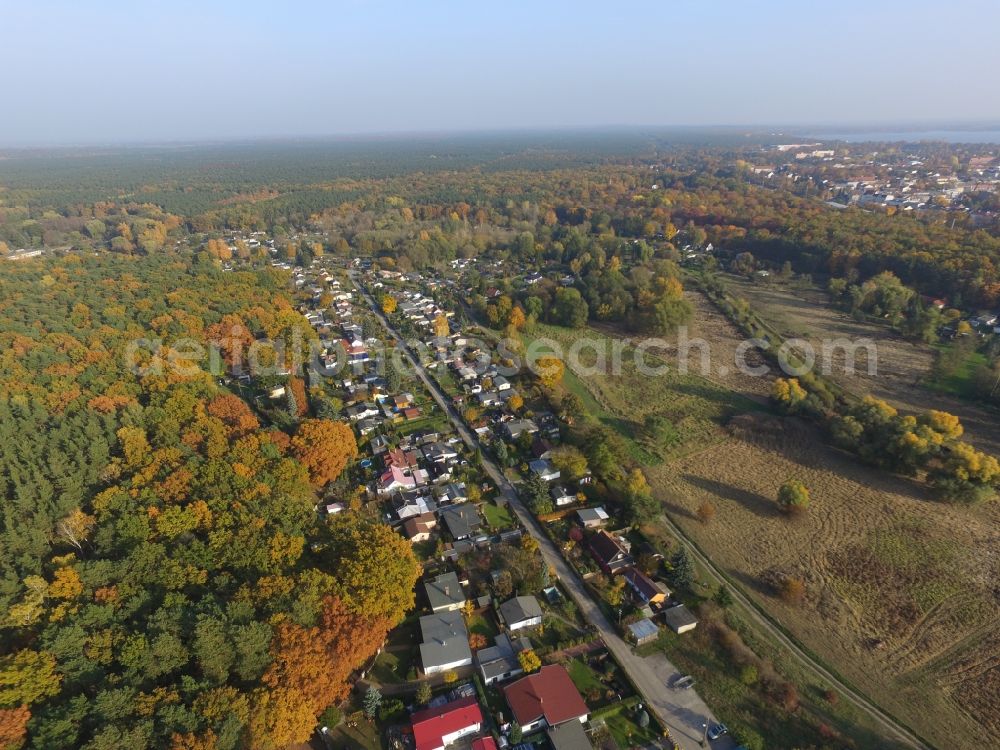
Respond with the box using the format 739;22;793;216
3;119;1000;152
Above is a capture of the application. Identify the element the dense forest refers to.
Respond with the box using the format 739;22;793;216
0;254;419;750
4;140;1000;312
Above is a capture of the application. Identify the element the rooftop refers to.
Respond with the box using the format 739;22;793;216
411;696;483;750
502;664;589;728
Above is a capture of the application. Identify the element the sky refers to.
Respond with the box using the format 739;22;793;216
2;0;1000;146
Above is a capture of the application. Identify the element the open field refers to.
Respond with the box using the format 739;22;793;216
646;414;1000;750
723;275;1000;458
548;289;1000;749
530;323;761;464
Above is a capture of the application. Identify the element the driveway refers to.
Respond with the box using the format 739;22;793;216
353;277;734;750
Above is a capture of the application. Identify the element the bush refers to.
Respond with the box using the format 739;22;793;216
739;663;758;685
730;723;765;750
379;698;406;723
779;576;806;605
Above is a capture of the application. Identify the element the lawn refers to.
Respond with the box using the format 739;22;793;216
371;616;419;684
538;613;587;651
567;657;606;696
599;703;661;749
328;715;382;750
482;500;515;530
468;612;499;641
924;342;990;400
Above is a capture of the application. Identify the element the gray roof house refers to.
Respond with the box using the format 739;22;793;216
529;459;560;482
498;595;544;632
424;572;466;613
547;719;593;750
476;633;532;686
661;603;698;634
439;504;482;541
576;507;609;528
419;611;473;675
628;618;659;646
503;419;539;440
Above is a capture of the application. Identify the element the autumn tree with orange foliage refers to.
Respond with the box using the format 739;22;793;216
207;394;260;437
287;377;308;418
0;706;30;750
249;597;393;748
290;419;357;487
205;313;255;373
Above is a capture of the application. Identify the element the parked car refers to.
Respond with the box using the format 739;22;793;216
707;723;728;740
672;675;695;690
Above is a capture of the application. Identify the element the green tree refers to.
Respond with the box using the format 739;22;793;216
362;686;382;720
553;287;589;328
714;585;734;609
666;547;693;589
777;480;811;515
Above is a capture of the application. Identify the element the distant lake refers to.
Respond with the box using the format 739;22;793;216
805;130;1000;144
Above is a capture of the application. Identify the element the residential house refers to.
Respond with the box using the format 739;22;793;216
423;442;459;464
419;611;473;675
410;697;483;750
477;391;501;408
529;459;560;482
623;569;670;607
503;419;539;440
424;572;466;613
439;504;483;541
357;418;380;436
476;633;532;686
346;401;380;421
502;665;589;733
387;448;420;469
498;596;543;632
575;507;609;529
378;465;430;495
402;512;437;542
531;437;554;460
392;491;436;521
436;482;468;505
588;531;634;575
550;485;576;507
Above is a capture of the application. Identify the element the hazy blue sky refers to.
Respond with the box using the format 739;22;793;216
3;0;999;145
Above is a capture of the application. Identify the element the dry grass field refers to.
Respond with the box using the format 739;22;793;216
725;275;1000;457
550;285;1000;749
647;415;1000;750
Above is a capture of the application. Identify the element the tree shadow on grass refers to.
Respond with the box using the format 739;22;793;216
727;567;772;598
681;474;781;519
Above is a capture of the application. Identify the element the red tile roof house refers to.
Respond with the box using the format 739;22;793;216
502;664;589;733
411;696;484;750
588;530;634;575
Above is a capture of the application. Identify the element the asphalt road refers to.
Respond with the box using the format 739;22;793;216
354;277;733;750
